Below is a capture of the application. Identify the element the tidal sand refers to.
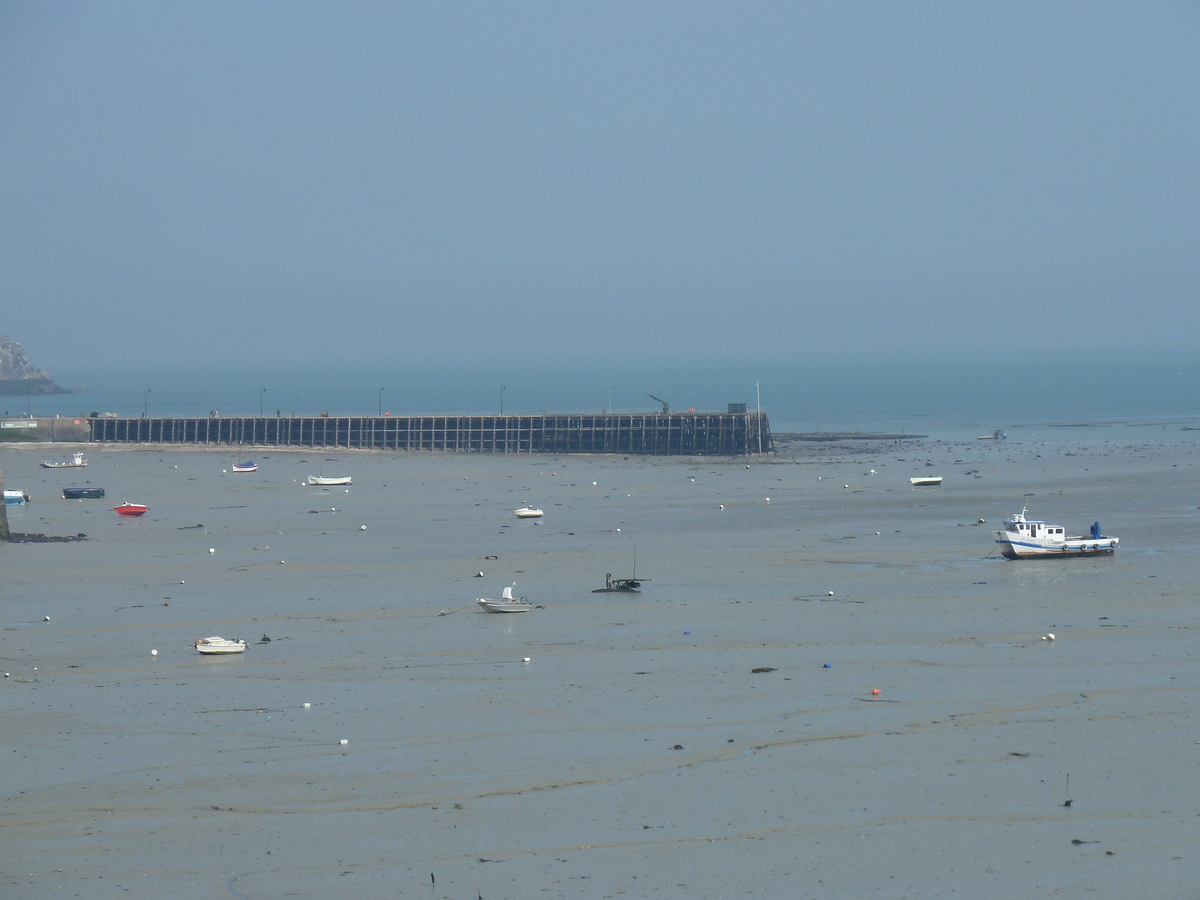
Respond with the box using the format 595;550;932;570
3;437;1198;898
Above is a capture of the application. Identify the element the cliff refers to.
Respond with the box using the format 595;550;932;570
0;335;71;395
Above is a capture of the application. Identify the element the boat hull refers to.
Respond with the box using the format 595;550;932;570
909;476;942;486
514;507;544;518
64;488;105;499
477;598;533;613
232;463;257;473
113;503;148;517
194;637;247;654
996;537;1118;560
4;490;30;505
308;475;351;486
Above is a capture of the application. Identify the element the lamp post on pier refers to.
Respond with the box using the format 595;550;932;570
260;386;266;418
143;388;151;418
378;386;384;417
500;384;506;417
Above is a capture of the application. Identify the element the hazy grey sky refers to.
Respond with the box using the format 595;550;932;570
3;2;1198;372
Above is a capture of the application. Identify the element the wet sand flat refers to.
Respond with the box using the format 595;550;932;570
2;438;1199;898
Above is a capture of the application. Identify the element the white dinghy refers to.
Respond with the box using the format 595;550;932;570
477;584;534;613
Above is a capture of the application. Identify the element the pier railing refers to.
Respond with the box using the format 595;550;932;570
87;413;772;456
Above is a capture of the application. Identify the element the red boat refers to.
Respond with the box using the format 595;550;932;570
113;502;148;517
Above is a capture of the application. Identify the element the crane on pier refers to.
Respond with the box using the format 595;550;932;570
645;392;670;414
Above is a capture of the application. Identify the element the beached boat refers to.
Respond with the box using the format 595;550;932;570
477;584;534;613
194;636;248;654
231;462;258;473
4;489;30;505
994;508;1119;559
113;502;148;517
308;475;351;486
63;487;105;499
41;452;87;468
514;506;544;518
909;475;943;486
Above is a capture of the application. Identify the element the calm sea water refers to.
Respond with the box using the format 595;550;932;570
10;352;1200;442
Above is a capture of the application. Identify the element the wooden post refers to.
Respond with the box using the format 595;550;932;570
0;468;9;540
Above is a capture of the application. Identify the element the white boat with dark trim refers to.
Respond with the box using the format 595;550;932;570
308;475;351;486
231;462;258;473
41;452;87;468
477;585;534;613
995;508;1119;559
514;506;543;518
194;636;248;654
909;475;942;486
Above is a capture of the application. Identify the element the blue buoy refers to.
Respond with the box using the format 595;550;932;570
683;631;690;635
823;663;832;668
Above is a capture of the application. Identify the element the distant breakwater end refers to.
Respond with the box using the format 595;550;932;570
88;412;773;456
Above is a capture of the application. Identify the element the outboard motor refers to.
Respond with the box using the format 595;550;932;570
1091;522;1101;539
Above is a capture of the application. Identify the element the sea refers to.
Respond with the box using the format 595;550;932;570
9;350;1200;443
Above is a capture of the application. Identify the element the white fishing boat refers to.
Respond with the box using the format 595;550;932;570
994;508;1119;559
4;489;31;505
308;475;351;486
40;452;87;468
477;585;534;613
514;506;544;518
194;636;248;654
909;475;942;486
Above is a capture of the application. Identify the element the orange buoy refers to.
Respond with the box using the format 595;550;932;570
870;688;881;696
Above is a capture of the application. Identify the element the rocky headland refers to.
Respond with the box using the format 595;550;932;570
0;335;71;395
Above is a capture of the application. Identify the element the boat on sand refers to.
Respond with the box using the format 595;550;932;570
231;462;258;473
477;585;534;613
4;489;30;505
909;475;942;486
994;508;1119;559
63;487;105;499
514;506;543;518
113;502;148;517
308;475;351;486
41;452;87;468
194;636;248;654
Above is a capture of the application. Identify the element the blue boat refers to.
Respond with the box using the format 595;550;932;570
63;487;105;499
4;489;30;505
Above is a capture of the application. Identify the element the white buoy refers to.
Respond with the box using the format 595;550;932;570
222;469;227;473
719;504;724;510
43;615;50;621
180;580;185;584
1043;633;1055;641
339;739;348;745
616;528;621;532
208;548;215;554
828;591;834;596
360;525;366;531
151;649;158;656
843;484;849;489
593;481;598;485
303;702;311;708
476;571;484;577
523;657;531;663
765;498;770;503
279;560;285;564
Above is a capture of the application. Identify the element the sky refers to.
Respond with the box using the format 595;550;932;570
2;2;1199;378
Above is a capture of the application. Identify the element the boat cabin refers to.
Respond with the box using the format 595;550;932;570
1005;515;1064;541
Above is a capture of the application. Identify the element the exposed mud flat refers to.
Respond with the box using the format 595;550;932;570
2;438;1199;899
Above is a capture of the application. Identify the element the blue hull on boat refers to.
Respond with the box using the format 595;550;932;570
63;487;105;499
